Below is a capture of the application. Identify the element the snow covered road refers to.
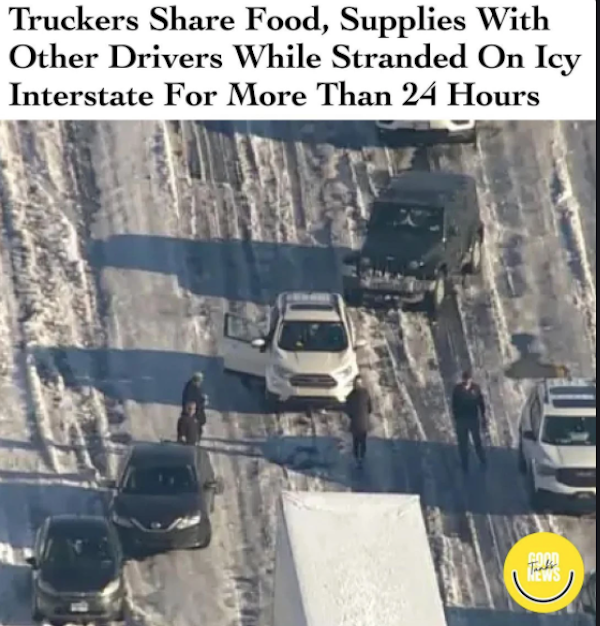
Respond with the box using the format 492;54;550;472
0;120;595;626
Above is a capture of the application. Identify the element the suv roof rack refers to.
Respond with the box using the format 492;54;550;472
281;292;341;317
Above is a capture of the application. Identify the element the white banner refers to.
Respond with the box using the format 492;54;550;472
1;0;596;120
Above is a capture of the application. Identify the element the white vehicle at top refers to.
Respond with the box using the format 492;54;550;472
221;292;365;409
376;120;476;142
518;377;596;511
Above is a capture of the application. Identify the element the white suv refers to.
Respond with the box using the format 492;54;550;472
375;120;476;142
221;292;365;410
518;378;596;511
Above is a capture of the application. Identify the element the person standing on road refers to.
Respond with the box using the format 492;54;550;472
345;376;372;467
451;370;487;474
182;372;207;435
177;402;201;445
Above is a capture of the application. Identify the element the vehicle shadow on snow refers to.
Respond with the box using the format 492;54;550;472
445;606;588;626
0;562;32;625
201;120;493;150
32;345;270;415
203;120;379;149
201;434;534;517
505;333;572;380
0;479;106;550
86;234;351;305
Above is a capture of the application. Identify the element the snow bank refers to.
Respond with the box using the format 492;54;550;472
273;491;448;626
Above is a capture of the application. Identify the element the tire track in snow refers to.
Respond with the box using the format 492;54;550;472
425;138;554;615
341;144;476;608
191;121;288;624
0;122;60;473
0;121;111;480
549;122;596;367
77;121;231;626
431;127;594;620
558;122;596;285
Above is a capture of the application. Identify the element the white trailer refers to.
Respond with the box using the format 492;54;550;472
272;491;448;626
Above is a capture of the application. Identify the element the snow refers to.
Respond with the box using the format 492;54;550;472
0;120;595;626
274;491;447;626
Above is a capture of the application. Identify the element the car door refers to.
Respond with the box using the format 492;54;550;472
31;520;48;587
221;312;268;378
522;392;542;462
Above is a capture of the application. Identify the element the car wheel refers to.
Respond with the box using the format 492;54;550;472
343;288;363;307
31;604;43;623
518;441;527;474
114;599;129;623
198;526;212;549
462;129;477;144
528;469;545;512
265;390;281;414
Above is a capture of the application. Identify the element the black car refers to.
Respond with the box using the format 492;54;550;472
342;171;483;314
108;442;220;555
27;514;127;625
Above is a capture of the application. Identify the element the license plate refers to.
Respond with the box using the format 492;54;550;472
70;601;89;612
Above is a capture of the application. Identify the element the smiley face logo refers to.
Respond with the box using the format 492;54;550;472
504;532;585;613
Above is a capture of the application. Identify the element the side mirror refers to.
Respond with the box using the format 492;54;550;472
251;338;266;349
354;340;367;349
25;557;37;568
521;430;535;441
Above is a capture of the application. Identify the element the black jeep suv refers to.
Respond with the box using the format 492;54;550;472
342;171;483;314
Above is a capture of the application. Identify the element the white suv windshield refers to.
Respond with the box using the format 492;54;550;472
541;415;596;446
278;321;348;352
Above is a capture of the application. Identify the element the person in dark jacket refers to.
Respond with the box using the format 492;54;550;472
451;370;487;473
177;402;201;445
182;372;207;430
345;376;372;466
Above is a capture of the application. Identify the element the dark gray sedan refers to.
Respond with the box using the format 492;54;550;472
27;514;127;625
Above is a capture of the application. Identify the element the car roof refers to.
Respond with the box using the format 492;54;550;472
128;442;197;467
376;171;477;209
539;378;596;416
278;292;342;322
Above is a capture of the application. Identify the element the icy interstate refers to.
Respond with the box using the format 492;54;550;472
0;120;596;626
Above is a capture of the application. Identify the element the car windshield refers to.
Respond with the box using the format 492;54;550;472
122;464;198;495
541;415;596;446
43;526;115;569
277;321;348;352
370;203;444;233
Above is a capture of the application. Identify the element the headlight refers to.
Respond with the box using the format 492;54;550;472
38;579;57;595
111;513;133;528
272;365;293;379
100;578;121;597
537;463;556;477
175;514;202;530
336;365;355;379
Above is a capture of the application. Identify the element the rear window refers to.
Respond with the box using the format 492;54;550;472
122;464;198;495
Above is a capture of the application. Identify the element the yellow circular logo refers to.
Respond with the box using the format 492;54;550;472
504;532;585;613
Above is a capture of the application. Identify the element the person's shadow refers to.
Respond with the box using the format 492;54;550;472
504;333;570;380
